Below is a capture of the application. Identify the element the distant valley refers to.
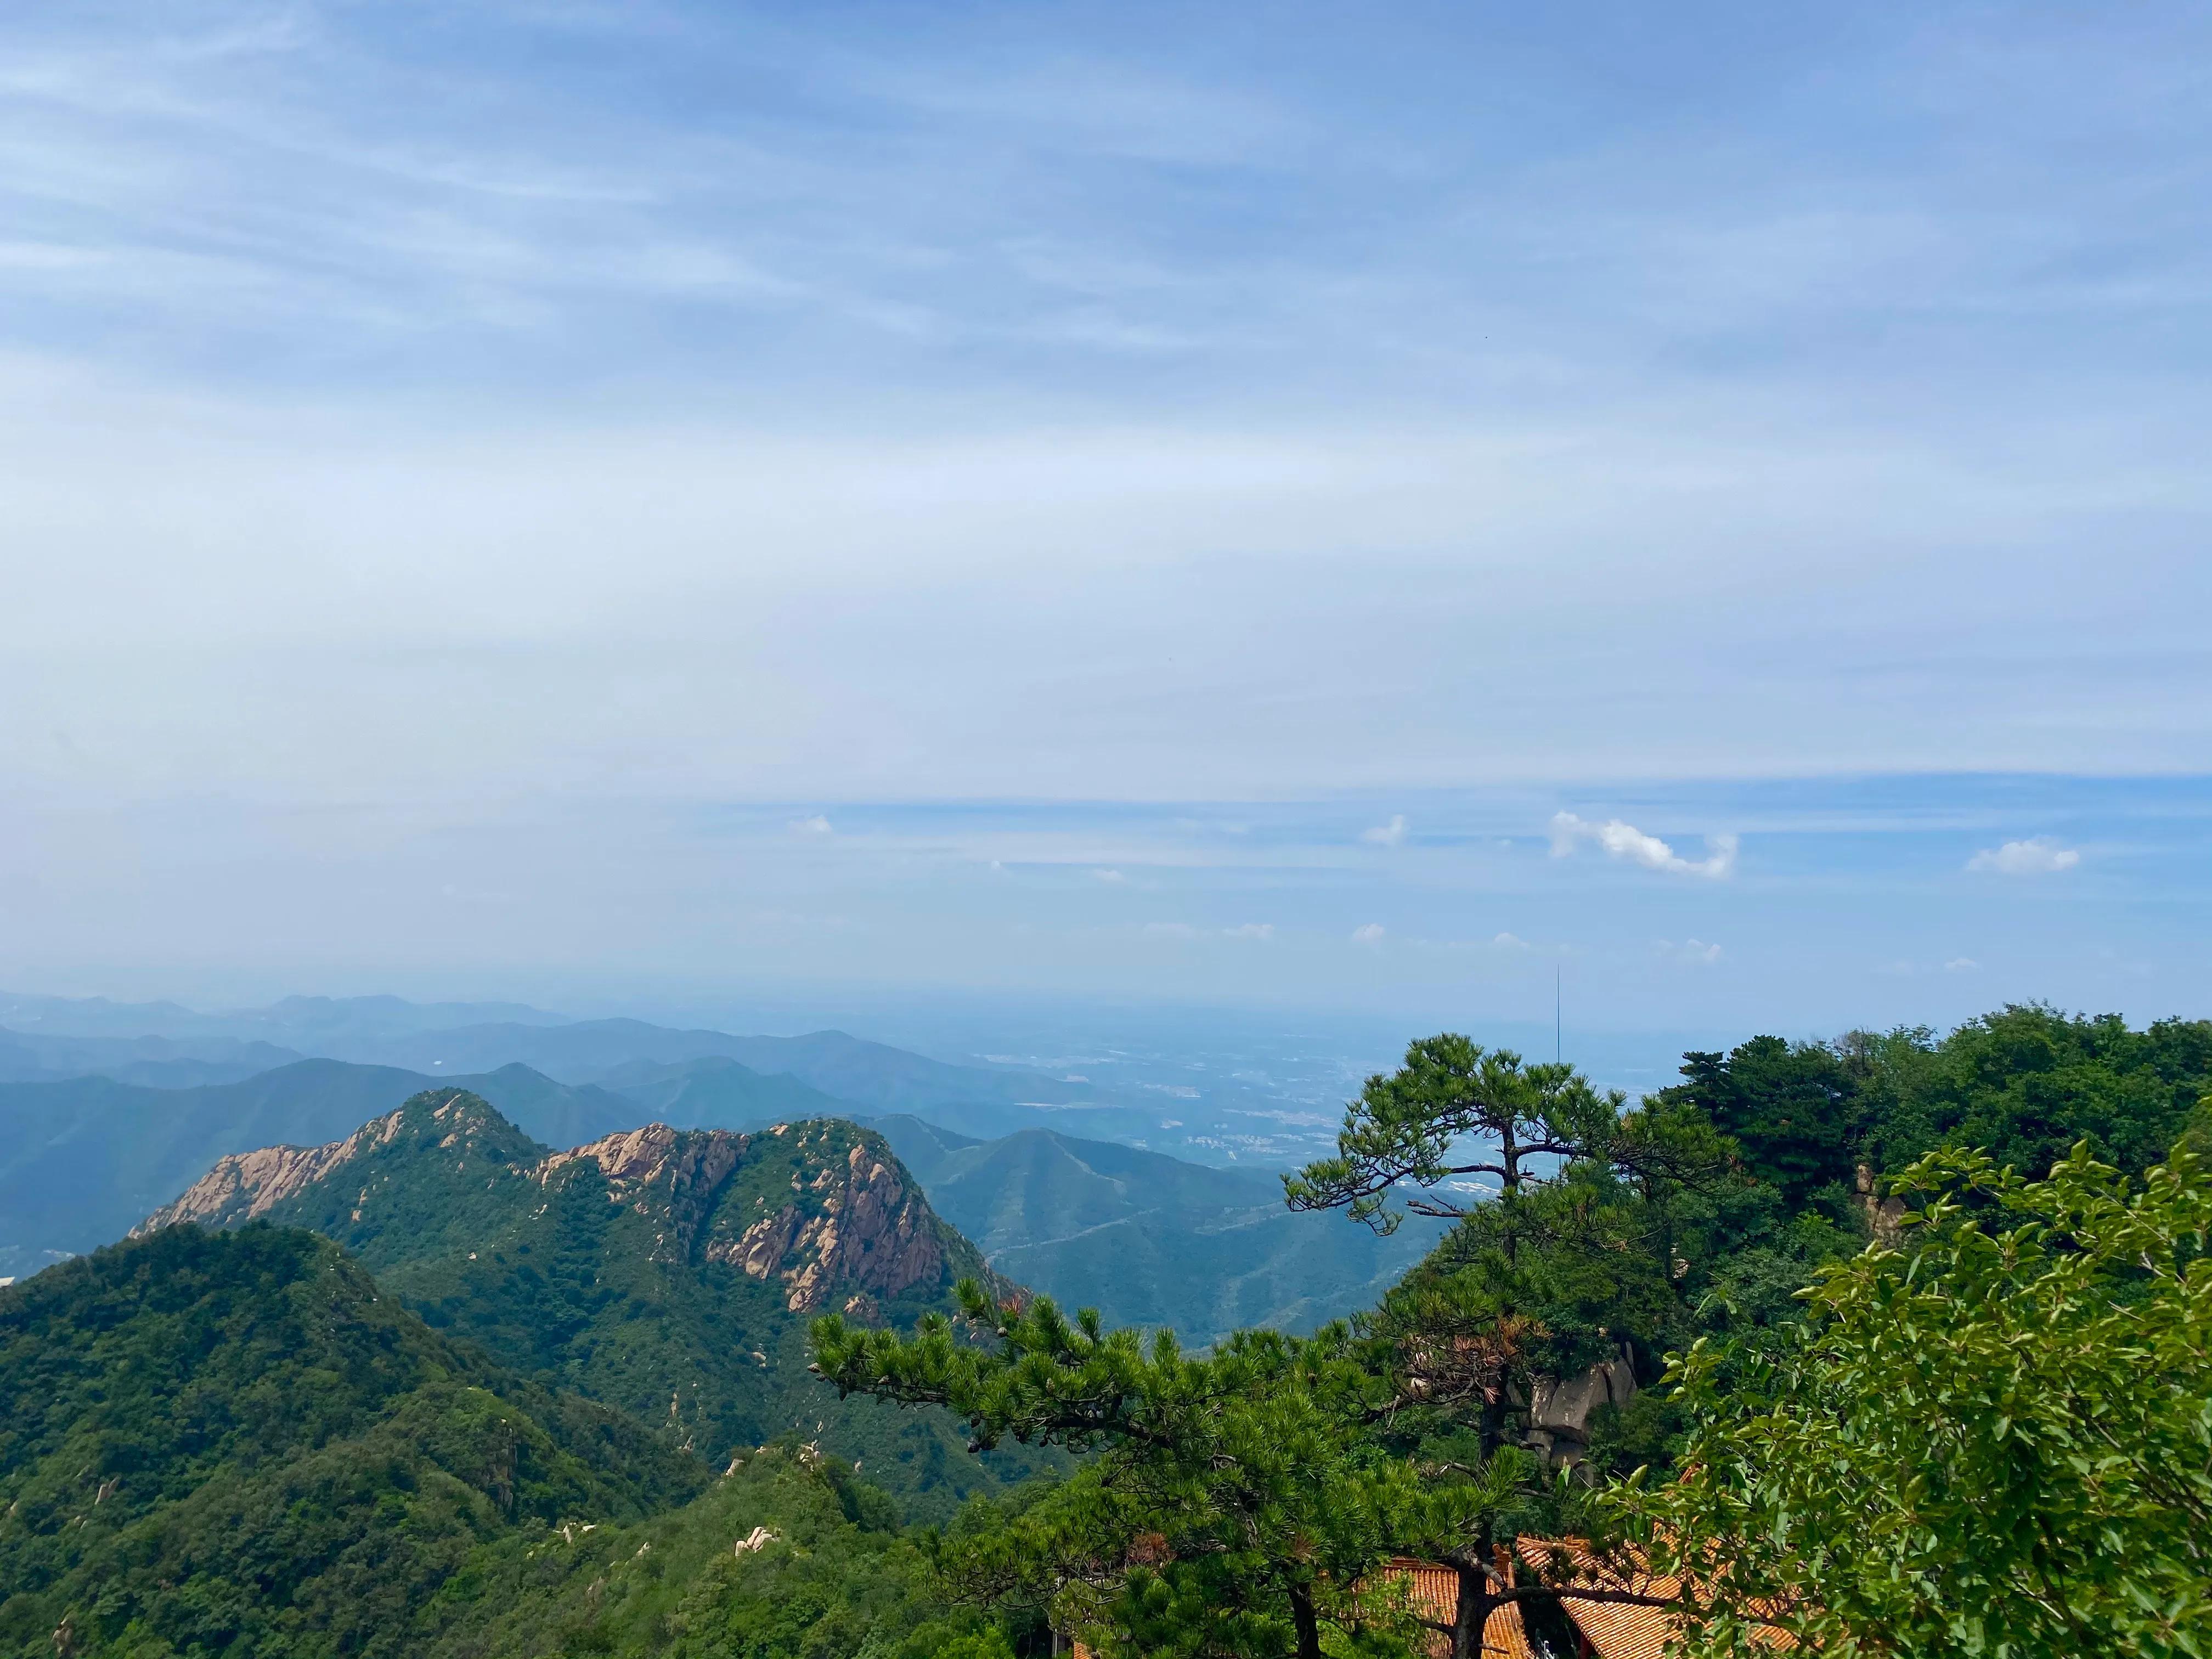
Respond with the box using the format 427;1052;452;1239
0;989;1351;1164
872;1115;1441;1344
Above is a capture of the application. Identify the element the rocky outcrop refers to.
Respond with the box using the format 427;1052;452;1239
1522;1344;1638;1466
704;1138;945;1312
537;1124;754;1263
719;1204;807;1281
784;1142;945;1312
1856;1163;1906;1247
539;1120;968;1314
138;1108;409;1232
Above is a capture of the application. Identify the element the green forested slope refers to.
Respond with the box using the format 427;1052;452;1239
411;1445;1027;1659
872;1117;1441;1344
0;1224;703;1659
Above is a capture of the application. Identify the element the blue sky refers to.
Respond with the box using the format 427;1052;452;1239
1;2;2207;1038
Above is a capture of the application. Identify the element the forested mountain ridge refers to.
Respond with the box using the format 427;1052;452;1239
134;1091;1057;1517
0;1224;704;1659
5;1005;2205;1659
2;1226;990;1659
0;1057;847;1278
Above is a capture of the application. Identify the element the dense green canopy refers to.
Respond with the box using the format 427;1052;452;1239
1606;1142;2212;1657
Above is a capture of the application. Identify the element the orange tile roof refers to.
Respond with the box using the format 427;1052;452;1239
1482;1601;1537;1659
1070;1538;1796;1659
1513;1537;1799;1657
1071;1592;1533;1659
1373;1559;1535;1658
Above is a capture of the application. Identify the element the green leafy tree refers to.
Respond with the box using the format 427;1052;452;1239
1287;1038;1732;1403
811;1286;1701;1659
1839;1006;2212;1181
1282;1037;1639;1239
1604;1143;2212;1657
2179;1091;2212;1161
812;1288;1408;1659
1657;1037;1862;1212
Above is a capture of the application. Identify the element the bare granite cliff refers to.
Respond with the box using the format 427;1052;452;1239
541;1119;951;1311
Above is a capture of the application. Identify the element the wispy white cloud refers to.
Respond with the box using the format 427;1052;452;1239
1150;916;1274;942
1967;837;2080;875
1360;814;1407;847
1412;930;1568;956
845;58;1306;168
787;814;833;837
1882;953;1985;977
1550;813;1738;878
1657;938;1724;965
1127;915;1283;951
1091;867;1127;883
1351;923;1385;946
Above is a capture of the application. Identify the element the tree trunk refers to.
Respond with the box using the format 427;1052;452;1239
1499;1124;1521;1263
1449;1560;1496;1659
1289;1584;1323;1659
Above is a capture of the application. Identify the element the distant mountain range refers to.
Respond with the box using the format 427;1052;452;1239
0;989;1434;1343
0;992;1097;1105
870;1115;1443;1345
1;1053;1432;1342
0;1060;645;1276
0;990;569;1044
0;1028;315;1088
0;1040;1092;1276
0;992;1189;1142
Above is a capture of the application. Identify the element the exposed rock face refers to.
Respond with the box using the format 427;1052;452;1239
145;1133;366;1231
140;1104;415;1232
1856;1163;1906;1248
702;1138;945;1311
784;1142;945;1312
719;1203;806;1282
537;1124;754;1263
1523;1345;1638;1465
138;1091;970;1318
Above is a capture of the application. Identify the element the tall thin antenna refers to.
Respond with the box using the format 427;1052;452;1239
1555;967;1562;1064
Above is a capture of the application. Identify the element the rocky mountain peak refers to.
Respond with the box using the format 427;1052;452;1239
139;1102;990;1319
137;1088;535;1236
